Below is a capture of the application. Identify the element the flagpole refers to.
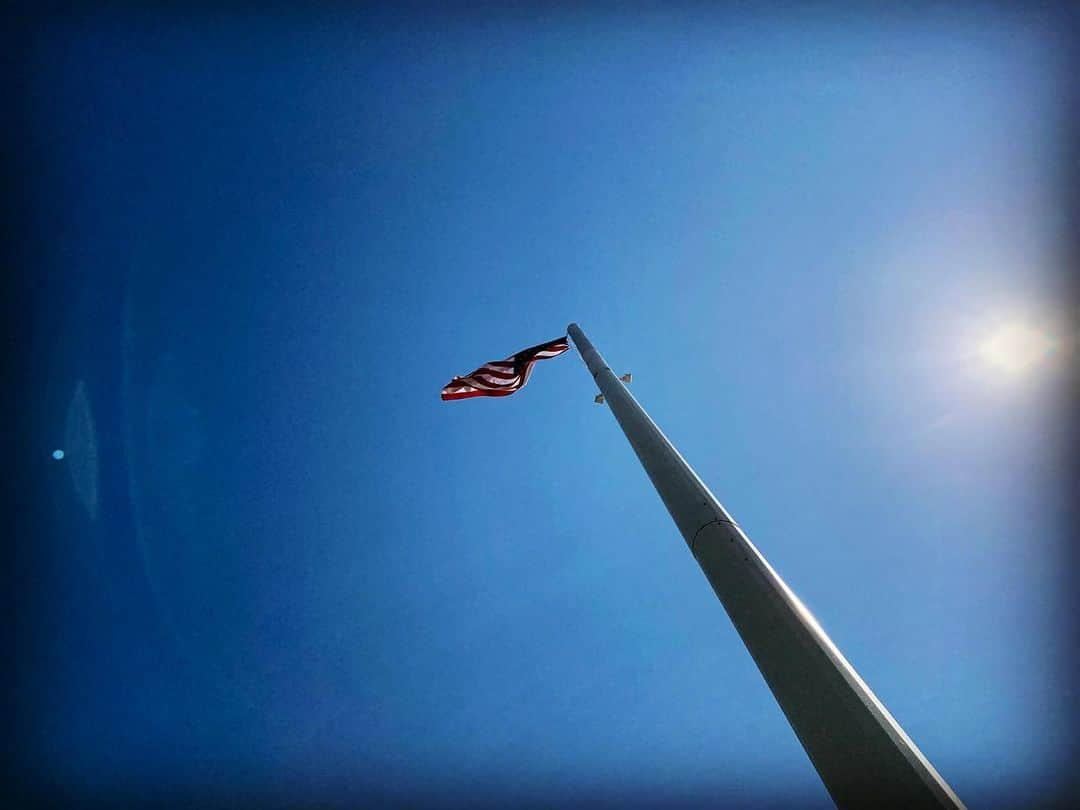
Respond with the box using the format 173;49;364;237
567;323;964;809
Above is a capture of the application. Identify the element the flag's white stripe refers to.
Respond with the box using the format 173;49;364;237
464;379;518;390
479;364;518;378
461;374;521;390
472;373;521;386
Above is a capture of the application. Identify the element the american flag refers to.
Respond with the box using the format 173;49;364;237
441;336;570;401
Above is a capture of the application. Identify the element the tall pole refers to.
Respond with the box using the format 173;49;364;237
567;323;964;809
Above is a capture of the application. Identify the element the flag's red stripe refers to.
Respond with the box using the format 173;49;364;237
516;346;568;361
517;337;569;354
448;371;520;384
476;366;519;379
460;371;522;386
443;377;523;393
458;380;521;392
441;388;516;400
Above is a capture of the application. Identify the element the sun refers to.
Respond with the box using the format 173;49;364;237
978;323;1056;375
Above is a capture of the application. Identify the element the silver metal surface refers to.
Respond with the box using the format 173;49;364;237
567;322;964;809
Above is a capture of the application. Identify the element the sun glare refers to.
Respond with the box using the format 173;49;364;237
978;323;1056;375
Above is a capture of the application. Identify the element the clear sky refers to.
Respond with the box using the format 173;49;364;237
17;5;1077;808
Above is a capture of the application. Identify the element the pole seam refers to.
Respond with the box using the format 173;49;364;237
690;517;739;556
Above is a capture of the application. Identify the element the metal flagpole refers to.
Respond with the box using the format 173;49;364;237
567;323;964;809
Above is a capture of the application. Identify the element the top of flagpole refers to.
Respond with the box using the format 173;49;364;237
567;323;609;381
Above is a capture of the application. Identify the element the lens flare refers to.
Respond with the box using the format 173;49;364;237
978;323;1055;375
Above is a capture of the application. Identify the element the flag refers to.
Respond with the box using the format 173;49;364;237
441;336;570;401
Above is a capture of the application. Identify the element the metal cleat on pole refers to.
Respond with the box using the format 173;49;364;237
595;372;631;403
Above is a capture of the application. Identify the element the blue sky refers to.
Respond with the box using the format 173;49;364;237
21;6;1075;807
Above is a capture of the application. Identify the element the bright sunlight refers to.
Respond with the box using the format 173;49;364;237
978;322;1056;376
